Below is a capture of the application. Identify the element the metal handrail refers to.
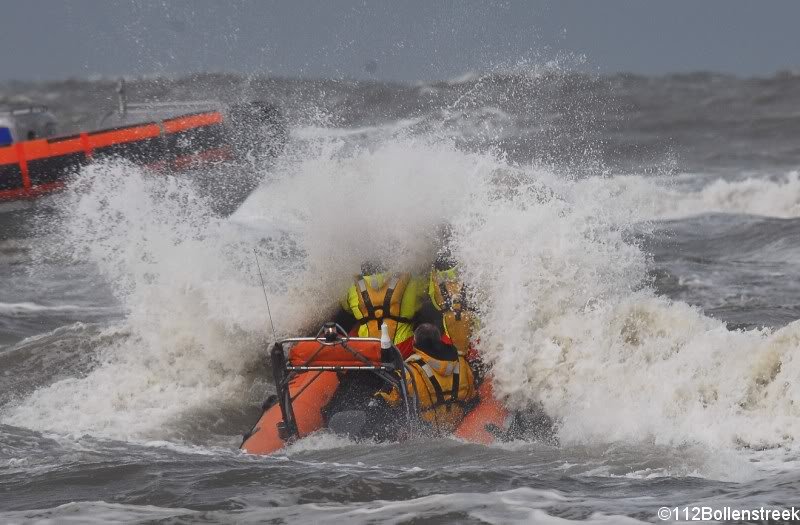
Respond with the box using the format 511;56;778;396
0;106;51;116
271;323;419;442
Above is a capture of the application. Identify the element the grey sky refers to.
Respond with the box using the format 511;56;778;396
2;1;799;82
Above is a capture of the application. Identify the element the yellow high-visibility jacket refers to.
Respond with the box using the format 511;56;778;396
341;272;425;344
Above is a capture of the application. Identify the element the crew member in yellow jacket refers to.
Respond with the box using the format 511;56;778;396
325;260;427;422
428;251;478;358
379;323;477;434
334;260;427;356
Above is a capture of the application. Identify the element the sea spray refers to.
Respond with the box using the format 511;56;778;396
3;161;269;439
452;167;800;450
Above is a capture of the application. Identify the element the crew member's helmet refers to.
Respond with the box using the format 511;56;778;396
360;260;387;276
413;323;442;353
434;223;457;271
434;247;457;271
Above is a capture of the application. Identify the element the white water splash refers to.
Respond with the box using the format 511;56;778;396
449;164;800;450
2;161;269;438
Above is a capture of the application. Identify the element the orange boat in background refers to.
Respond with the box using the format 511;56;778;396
241;323;513;455
0;83;286;202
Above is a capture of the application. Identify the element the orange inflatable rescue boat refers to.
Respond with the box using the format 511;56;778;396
241;322;513;454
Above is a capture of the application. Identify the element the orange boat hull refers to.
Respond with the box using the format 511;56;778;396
242;375;511;454
454;380;511;444
241;370;340;455
241;338;511;454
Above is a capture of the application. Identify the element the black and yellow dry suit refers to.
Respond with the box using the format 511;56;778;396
428;266;476;356
341;272;425;344
380;344;477;433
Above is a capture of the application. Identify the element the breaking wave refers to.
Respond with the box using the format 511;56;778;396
607;171;800;220
0;302;85;315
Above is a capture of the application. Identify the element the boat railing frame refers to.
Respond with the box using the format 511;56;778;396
269;322;418;443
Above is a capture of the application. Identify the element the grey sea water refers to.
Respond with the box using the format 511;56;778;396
2;71;800;523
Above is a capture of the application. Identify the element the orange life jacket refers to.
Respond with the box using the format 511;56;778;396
429;267;475;356
406;348;477;432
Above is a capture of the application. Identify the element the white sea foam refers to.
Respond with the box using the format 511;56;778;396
277;431;363;455
0;302;87;315
450;163;800;450
2;161;270;439
605;171;800;220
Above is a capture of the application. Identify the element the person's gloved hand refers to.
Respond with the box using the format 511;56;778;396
375;388;400;407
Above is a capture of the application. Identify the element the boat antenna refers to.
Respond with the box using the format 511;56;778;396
116;78;127;118
253;249;278;342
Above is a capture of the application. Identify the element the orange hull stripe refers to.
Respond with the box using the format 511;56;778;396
0;113;223;168
88;124;161;148
46;137;84;156
1;129;163;163
163;111;222;133
0;145;17;164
